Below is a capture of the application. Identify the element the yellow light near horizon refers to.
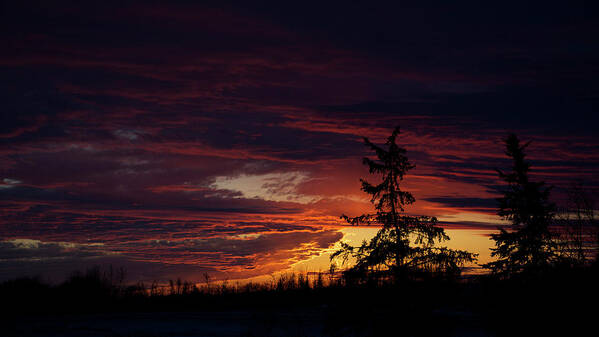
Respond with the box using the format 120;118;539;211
289;227;495;275
213;227;497;285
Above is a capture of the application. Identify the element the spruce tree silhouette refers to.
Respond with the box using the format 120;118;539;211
331;127;476;280
483;134;557;276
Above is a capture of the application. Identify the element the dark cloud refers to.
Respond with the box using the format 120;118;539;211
1;0;598;282
425;197;498;209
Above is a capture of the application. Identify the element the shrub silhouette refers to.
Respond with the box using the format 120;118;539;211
556;182;599;265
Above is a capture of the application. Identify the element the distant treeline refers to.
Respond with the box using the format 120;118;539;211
1;266;461;314
1;264;597;337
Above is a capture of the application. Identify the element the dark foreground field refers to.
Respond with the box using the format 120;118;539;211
6;308;493;337
2;267;597;337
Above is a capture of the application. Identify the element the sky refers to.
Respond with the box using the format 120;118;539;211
1;0;598;283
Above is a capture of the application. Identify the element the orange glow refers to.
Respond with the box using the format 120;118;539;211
288;227;496;277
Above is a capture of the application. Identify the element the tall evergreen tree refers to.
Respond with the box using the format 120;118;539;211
483;134;557;276
331;127;476;279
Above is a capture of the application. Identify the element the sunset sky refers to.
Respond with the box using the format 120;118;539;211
1;1;598;283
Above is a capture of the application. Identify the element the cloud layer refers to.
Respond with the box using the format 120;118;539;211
1;0;598;282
